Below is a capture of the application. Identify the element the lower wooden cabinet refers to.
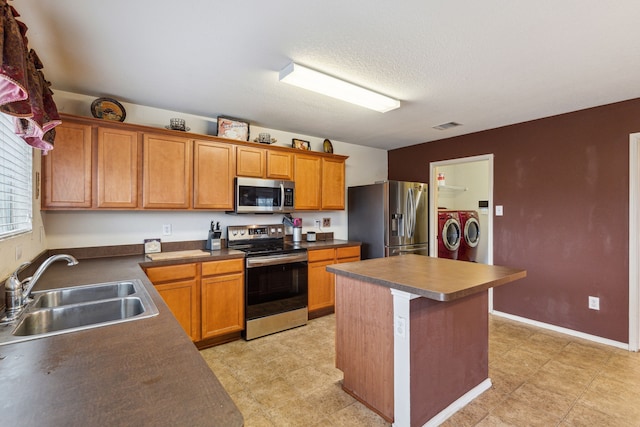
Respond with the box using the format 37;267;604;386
144;263;200;341
308;245;361;317
201;259;244;339
144;258;244;344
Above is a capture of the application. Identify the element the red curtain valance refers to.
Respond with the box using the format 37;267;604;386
0;0;60;152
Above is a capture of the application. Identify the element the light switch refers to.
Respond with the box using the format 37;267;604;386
496;205;503;216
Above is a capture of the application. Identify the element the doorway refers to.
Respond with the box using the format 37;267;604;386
429;155;494;304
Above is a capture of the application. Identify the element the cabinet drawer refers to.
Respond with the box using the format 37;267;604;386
145;263;197;283
202;258;244;276
337;246;361;260
308;248;336;263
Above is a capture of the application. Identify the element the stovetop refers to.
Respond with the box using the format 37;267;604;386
227;224;304;256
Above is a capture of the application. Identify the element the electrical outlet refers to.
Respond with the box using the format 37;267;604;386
162;224;172;236
322;218;331;227
314;219;321;228
15;244;22;260
588;296;600;310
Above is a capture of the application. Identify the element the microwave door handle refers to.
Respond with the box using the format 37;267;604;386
279;182;284;211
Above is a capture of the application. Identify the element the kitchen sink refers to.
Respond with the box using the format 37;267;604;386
0;279;159;346
13;297;145;336
31;282;136;308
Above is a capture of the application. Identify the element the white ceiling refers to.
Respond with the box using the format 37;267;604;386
17;1;640;150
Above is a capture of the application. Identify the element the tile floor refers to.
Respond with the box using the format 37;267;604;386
200;314;640;426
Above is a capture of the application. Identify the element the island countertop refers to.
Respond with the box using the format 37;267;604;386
326;254;526;301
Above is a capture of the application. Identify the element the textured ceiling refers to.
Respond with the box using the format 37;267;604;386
16;0;640;150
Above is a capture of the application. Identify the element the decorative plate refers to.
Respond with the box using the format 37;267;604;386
165;125;191;132
91;97;126;122
323;138;334;154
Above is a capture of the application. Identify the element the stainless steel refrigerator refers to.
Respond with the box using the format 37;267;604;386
348;181;428;259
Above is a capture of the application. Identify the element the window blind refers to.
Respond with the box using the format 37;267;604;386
0;112;33;239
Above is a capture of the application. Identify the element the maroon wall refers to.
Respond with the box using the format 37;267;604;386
389;98;640;342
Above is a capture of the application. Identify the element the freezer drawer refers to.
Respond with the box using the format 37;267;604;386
386;244;429;257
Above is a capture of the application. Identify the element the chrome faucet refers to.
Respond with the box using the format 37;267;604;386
4;254;78;319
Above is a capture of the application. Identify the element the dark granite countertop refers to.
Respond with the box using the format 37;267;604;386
0;254;244;427
327;254;526;301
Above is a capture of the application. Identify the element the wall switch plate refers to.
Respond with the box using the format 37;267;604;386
322;218;331;227
162;224;172;236
495;205;504;216
588;296;600;310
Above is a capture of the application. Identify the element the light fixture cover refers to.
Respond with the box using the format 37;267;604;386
279;63;400;113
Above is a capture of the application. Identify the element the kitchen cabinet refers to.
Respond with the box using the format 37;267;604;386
42;122;92;208
294;153;322;210
236;146;294;180
145;263;200;341
236;146;265;178
143;133;192;209
96;127;140;208
201;259;244;339
321;157;346;210
307;245;361;317
193;140;235;209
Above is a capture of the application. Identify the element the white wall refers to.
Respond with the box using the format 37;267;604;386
41;91;388;249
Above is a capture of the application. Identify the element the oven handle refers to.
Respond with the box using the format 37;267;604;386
246;252;308;268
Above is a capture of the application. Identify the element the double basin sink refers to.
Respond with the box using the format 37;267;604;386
0;279;159;346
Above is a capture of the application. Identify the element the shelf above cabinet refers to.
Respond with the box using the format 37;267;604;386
437;184;467;192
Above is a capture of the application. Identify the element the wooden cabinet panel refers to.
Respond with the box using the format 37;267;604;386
236;146;265;178
201;272;244;339
96;127;140;208
294;153;322;210
321;157;345;210
266;150;293;180
202;258;243;276
143;134;192;209
155;279;200;342
194;141;235;209
145;263;198;283
308;258;336;312
42;122;92;208
308;248;336;263
337;245;361;261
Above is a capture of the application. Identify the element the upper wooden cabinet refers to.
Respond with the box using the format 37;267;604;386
43;114;347;211
42;122;92;208
294;154;346;211
237;146;294;180
236;146;265;178
321;157;346;210
96;127;140;208
194;141;235;209
143;134;192;209
294;153;322;210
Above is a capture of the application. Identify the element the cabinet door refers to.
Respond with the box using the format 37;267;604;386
42;122;92;208
194;140;235;209
336;245;361;263
201;272;244;339
321;157;345;210
294;153;322;210
308;258;336;312
96;127;140;208
236;146;265;178
266;150;293;180
143;134;192;208
155;279;200;342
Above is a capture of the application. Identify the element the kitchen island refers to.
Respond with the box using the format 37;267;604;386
0;253;244;427
327;255;526;427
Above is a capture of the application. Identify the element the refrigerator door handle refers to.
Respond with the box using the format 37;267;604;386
406;187;415;239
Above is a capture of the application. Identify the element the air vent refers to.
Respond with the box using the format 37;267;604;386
433;122;462;130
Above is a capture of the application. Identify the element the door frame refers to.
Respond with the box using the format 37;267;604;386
628;133;640;351
429;154;495;306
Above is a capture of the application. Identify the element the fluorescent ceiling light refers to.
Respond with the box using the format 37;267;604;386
279;62;400;113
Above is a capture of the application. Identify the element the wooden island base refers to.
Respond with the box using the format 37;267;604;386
328;255;526;427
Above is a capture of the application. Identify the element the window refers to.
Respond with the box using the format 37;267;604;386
0;112;33;239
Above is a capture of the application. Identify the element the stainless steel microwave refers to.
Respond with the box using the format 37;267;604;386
234;177;295;213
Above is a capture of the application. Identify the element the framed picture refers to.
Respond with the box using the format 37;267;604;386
292;138;310;150
217;116;250;141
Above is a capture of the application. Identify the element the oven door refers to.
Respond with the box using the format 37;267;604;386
245;253;308;321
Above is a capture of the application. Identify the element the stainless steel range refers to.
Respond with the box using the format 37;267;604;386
227;224;308;340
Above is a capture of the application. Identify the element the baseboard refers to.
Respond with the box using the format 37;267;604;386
418;378;492;427
491;310;629;350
